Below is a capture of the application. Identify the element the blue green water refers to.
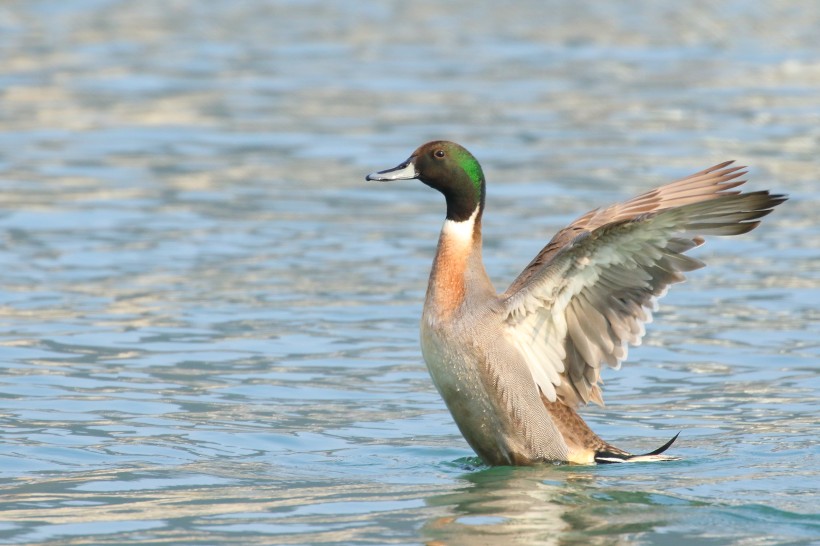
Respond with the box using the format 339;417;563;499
0;1;818;544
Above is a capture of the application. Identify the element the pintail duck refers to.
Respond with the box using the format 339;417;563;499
367;141;786;465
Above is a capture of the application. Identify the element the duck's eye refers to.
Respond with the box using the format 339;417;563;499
434;150;445;158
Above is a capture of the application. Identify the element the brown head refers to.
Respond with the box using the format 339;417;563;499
366;141;486;222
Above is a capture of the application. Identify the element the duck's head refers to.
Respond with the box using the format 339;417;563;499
367;141;485;222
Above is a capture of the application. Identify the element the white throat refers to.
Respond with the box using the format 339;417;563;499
441;206;479;245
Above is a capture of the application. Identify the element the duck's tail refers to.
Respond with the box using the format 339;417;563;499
594;432;681;464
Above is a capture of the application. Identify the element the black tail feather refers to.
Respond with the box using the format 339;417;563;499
644;431;681;456
594;432;681;464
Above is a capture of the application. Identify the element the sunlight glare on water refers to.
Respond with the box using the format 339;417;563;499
0;1;818;544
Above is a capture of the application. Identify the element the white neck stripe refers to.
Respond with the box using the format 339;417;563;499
441;206;479;245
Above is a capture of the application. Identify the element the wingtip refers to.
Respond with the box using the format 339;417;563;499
768;193;789;206
710;160;736;171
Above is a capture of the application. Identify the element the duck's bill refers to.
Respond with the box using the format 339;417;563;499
366;159;418;182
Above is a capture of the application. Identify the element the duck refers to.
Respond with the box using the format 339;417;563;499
367;141;786;465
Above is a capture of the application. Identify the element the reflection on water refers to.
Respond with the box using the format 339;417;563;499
0;0;818;544
424;463;820;546
423;466;569;546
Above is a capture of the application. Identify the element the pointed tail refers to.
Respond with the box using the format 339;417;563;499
594;432;681;464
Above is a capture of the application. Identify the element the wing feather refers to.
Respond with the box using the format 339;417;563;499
502;164;786;406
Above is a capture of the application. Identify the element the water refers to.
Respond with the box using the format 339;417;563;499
0;1;818;544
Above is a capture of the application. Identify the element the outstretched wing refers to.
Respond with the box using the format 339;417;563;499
502;163;786;406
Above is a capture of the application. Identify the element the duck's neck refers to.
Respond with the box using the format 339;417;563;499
425;206;494;320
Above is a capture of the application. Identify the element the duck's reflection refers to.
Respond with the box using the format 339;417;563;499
421;463;596;546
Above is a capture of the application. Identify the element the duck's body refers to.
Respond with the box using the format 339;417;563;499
368;141;785;465
419;209;574;464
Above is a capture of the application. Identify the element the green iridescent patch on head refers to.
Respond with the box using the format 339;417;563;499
454;149;484;199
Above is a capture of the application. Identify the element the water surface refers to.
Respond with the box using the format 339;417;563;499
0;1;818;544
